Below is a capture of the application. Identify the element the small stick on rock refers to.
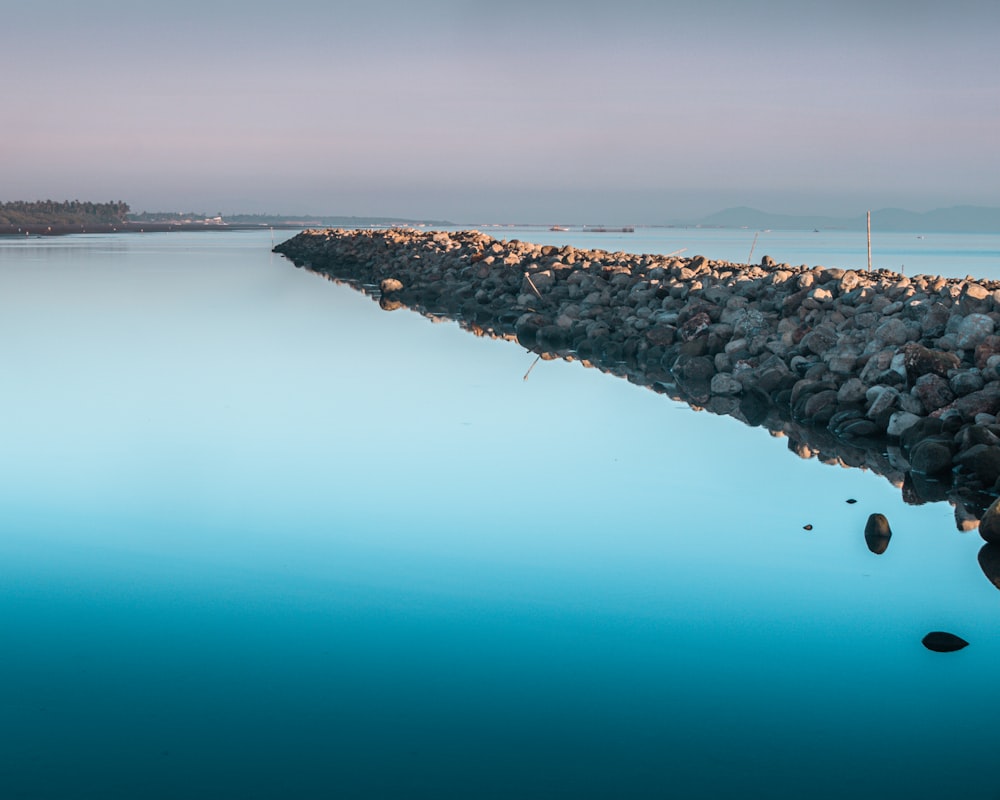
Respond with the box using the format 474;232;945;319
523;271;543;300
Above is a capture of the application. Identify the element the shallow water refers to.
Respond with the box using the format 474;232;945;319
2;230;1000;798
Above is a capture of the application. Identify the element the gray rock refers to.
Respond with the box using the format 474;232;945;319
873;318;910;346
866;385;900;419
909;439;954;476
710;373;743;396
887;411;922;437
981;498;1000;543
955;444;1000;485
950;370;985;397
837;377;869;405
978;542;1000;586
956;313;996;349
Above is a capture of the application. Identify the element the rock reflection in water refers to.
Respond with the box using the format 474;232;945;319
278;233;1000;595
304;267;1000;528
977;543;1000;590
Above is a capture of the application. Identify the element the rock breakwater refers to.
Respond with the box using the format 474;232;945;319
275;227;1000;528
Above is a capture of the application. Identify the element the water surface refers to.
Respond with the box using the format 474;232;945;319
2;230;999;798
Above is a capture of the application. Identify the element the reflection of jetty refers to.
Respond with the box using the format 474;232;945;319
585;225;634;233
275;227;1000;534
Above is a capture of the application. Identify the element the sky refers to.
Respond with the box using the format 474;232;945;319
2;0;998;223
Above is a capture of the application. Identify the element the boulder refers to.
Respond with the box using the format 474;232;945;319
956;313;996;349
864;513;892;554
913;373;955;414
978;543;1000;588
979;496;1000;543
909;439;954;476
901;343;960;382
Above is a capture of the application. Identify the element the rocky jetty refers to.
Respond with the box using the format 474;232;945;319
274;227;1000;528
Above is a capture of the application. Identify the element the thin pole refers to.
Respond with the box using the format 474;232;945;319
867;211;872;272
748;232;759;264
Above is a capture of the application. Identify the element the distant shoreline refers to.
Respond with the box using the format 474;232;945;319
0;221;311;236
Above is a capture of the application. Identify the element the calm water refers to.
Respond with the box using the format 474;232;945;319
2;229;1000;799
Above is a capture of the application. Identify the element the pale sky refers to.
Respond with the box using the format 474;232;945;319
3;0;998;223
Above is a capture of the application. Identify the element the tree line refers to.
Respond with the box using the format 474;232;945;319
0;200;131;228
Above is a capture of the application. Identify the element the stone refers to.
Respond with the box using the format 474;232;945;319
380;277;404;293
710;373;743;396
909;439;954;476
840;418;881;438
921;632;969;652
941;383;1000;420
950;370;985;397
864;513;892;554
678;311;712;342
902;342;962;383
673;354;715;383
974;336;1000;368
979;496;1000;543
978;543;1000;588
886;411;922;437
802;389;839;423
913;373;955;414
955;444;1000;485
873;317;910;346
800;326;838;356
956;313;995;349
866;385;900;419
837;377;869;405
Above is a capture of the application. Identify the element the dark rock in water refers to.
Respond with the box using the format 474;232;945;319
803;524;813;531
905;470;952;504
978;496;1000;543
864;513;892;554
846;498;858;504
955;444;1000;485
921;631;969;652
738;388;770;427
978;543;1000;589
909;439;954;476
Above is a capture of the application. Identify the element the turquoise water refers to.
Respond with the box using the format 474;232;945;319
2;230;1000;798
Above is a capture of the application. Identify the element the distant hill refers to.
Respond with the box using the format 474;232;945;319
698;205;1000;233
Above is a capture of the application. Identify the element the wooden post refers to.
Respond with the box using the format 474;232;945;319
748;232;759;265
867;211;872;272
